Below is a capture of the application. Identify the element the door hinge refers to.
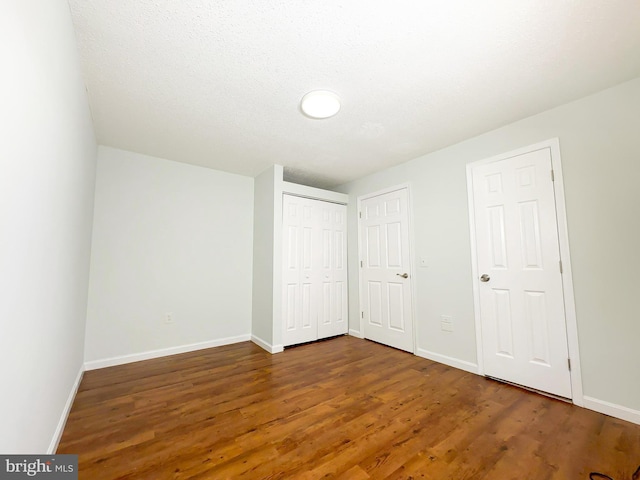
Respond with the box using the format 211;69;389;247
551;169;555;182
360;260;363;268
361;311;364;318
568;358;571;371
359;211;362;219
559;260;563;274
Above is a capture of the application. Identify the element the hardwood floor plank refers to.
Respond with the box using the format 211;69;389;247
58;336;640;479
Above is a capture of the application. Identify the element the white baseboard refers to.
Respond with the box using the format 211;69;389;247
48;365;84;454
416;348;479;375
583;396;640;425
251;335;284;354
84;334;251;370
348;329;364;339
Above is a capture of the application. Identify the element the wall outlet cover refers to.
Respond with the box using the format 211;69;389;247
440;315;454;332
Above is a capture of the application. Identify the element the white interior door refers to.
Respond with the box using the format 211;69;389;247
317;201;348;339
360;188;414;352
470;147;572;398
282;195;348;347
282;195;317;346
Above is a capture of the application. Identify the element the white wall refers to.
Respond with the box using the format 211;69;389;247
0;1;97;453
251;166;278;349
84;147;254;365
337;77;640;415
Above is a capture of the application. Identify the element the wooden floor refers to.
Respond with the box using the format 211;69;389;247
58;336;640;479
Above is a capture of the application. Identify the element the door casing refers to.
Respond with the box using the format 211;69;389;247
466;138;583;405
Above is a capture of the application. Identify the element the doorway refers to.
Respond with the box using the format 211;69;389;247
358;186;414;352
467;139;581;400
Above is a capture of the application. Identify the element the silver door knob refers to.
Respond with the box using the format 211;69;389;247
396;273;409;279
480;274;490;282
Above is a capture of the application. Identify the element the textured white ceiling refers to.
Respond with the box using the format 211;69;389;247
68;0;640;188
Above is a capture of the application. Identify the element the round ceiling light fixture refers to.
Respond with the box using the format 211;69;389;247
300;90;341;119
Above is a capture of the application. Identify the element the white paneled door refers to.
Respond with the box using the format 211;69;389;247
360;188;414;352
282;195;348;347
316;200;349;339
470;147;572;398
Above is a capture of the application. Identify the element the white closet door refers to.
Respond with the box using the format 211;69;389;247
282;195;317;346
317;201;348;339
282;195;348;347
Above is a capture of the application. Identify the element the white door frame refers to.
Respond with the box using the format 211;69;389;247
466;138;583;405
357;183;417;353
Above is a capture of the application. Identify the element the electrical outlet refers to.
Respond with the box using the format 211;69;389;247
165;312;174;324
440;315;454;332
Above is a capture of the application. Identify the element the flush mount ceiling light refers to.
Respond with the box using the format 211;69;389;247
300;90;341;119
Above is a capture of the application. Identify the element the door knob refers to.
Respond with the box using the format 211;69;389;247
396;273;409;279
480;274;490;282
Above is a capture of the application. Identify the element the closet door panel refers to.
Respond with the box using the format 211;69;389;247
317;202;348;339
282;196;317;346
283;195;348;347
